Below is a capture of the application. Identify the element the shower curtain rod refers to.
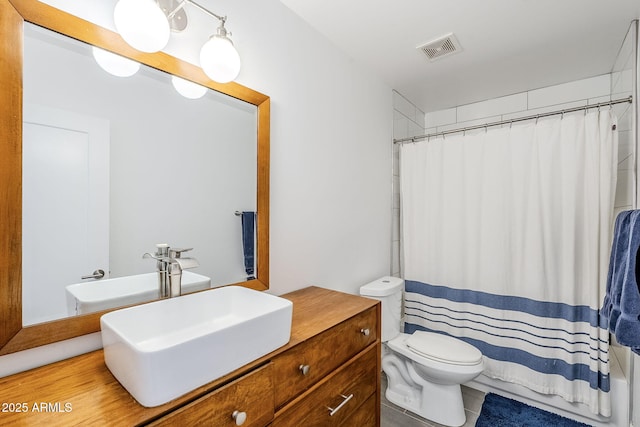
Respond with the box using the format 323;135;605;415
394;95;633;144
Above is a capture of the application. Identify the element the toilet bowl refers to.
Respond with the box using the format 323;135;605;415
360;277;484;427
389;331;484;384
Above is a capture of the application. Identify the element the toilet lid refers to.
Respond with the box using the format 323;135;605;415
406;331;482;366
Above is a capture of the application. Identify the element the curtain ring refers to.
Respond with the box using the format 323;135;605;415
561;111;564;120
509;120;513;129
535;115;539;124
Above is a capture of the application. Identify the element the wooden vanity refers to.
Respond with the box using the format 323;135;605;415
0;286;381;426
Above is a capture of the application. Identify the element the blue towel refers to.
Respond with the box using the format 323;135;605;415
601;210;640;354
241;211;256;280
601;211;632;324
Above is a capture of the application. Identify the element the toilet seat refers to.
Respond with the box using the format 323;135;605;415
405;331;482;366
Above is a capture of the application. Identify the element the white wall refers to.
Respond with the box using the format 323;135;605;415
239;0;393;296
0;0;392;376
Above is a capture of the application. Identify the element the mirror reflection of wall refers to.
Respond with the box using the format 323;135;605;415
22;23;258;326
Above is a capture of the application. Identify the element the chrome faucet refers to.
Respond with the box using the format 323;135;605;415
143;244;200;298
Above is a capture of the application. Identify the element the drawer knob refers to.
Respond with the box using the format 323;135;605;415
232;410;247;426
299;364;311;376
360;328;370;336
327;393;354;416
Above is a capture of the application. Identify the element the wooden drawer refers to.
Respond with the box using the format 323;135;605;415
273;307;377;408
341;393;377;426
273;345;377;427
149;363;274;427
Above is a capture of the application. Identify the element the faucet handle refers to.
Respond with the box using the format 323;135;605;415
143;252;172;262
144;243;171;260
169;247;193;258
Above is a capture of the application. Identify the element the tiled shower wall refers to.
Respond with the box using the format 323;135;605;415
391;92;424;277
615;19;639;427
611;21;638;217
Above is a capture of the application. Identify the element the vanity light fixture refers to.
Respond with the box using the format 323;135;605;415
92;46;141;77
113;0;241;83
171;75;208;99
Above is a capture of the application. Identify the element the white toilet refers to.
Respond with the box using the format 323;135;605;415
360;277;484;427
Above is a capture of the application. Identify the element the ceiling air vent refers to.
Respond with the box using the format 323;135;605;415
417;33;462;61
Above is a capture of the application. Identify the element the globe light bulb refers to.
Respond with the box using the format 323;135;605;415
199;35;241;84
114;0;171;53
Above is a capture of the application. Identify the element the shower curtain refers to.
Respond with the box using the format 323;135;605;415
400;111;618;416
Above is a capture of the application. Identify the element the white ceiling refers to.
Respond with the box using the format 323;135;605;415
279;0;640;113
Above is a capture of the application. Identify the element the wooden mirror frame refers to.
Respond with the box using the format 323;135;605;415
0;0;270;355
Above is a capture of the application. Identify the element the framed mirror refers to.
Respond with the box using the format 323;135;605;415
0;0;270;355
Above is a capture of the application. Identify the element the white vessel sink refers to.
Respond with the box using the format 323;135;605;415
65;271;211;315
100;286;293;407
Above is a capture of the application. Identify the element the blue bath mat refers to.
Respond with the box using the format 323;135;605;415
475;393;591;427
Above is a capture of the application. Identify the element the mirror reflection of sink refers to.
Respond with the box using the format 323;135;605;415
65;271;211;315
100;286;293;407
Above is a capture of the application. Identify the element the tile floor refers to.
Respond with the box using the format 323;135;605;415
380;374;486;427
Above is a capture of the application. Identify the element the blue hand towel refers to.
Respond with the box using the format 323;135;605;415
601;210;640;354
241;211;256;280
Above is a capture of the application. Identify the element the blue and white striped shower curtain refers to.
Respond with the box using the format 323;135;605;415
400;111;618;416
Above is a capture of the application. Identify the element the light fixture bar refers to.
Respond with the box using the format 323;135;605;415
160;0;227;31
187;0;225;23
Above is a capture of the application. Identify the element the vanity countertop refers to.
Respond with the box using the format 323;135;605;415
0;286;379;426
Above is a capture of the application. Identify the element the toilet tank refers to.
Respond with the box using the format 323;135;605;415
359;277;404;342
